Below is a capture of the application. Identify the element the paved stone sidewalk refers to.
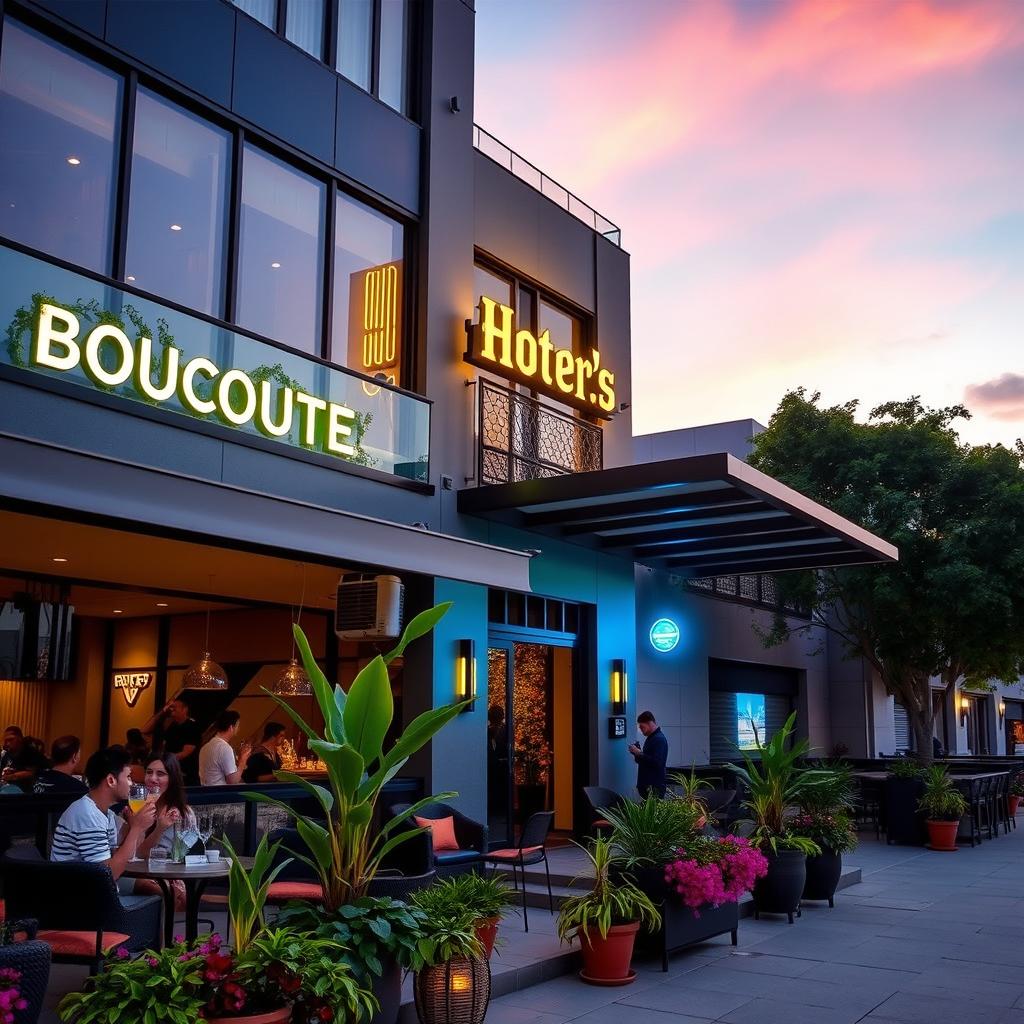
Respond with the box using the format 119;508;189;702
486;825;1024;1024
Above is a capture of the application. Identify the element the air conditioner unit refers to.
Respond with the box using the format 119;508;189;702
335;574;404;640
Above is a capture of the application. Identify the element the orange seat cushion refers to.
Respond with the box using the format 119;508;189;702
415;815;460;852
486;846;543;860
266;882;324;902
38;930;131;957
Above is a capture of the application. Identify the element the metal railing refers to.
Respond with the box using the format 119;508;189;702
478;378;603;485
473;124;622;247
688;574;810;618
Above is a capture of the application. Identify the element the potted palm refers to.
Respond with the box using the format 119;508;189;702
726;713;822;924
412;874;517;959
790;761;858;908
247;603;468;910
918;765;967;852
557;837;659;986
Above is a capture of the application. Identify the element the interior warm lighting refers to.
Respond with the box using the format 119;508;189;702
156;602;168;608
170;223;182;232
51;557;68;563
66;156;80;166
456;638;476;711
113;609;122;614
183;578;228;690
271;657;311;696
611;658;627;715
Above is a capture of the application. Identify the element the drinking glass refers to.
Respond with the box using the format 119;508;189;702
198;814;213;852
127;784;147;861
148;847;169;871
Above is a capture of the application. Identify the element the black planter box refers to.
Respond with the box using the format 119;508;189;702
631;867;739;971
885;777;927;845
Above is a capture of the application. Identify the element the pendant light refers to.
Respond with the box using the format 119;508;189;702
272;563;312;696
183;576;227;690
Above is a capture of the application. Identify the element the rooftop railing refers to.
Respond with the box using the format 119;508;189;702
473;124;622;247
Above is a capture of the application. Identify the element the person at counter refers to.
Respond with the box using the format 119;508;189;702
242;722;286;783
199;711;251;786
143;697;201;785
0;726;48;790
33;735;87;796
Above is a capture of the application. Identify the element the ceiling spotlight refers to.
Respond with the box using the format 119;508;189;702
271;262;281;269
170;223;182;232
126;275;136;282
156;602;168;608
113;609;123;614
52;557;68;563
66;157;81;166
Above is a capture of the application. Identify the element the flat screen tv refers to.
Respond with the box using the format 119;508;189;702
0;592;75;681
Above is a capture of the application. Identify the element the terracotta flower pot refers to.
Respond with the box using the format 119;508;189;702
925;819;959;852
1009;795;1020;817
206;1007;292;1024
578;921;640;985
475;916;499;959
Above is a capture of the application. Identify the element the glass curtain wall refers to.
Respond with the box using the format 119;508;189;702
237;145;326;354
126;90;231;316
285;0;325;59
336;0;372;91
0;21;121;274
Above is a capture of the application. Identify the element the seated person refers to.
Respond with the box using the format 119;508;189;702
199;711;251;786
50;746;156;884
135;753;198;910
1;726;49;792
33;735;88;796
242;723;286;783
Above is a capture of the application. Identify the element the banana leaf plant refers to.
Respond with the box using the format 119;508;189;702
247;602;466;909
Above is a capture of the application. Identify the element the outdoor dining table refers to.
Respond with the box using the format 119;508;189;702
949;771;1010;846
122;856;249;946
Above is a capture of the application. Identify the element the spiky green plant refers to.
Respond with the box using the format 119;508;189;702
557;837;659;943
917;765;967;822
601;793;703;868
726;712;824;855
245;603;466;908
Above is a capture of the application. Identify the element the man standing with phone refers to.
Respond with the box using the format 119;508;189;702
628;711;668;798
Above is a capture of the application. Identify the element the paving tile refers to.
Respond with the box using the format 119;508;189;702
570;1007;712;1024
616;984;752;1019
868;991;1002;1024
483;1005;571;1024
718;996;869;1024
692;951;818;977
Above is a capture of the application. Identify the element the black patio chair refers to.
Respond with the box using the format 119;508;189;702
582;785;628;836
3;846;162;973
483;811;554;933
390;801;488;877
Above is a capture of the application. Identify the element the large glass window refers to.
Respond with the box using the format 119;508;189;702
125;90;231;316
472;264;512;314
378;0;409;114
237;145;325;354
332;192;404;385
232;0;276;30
0;20;121;274
286;0;325;59
539;298;583;356
336;0;372;90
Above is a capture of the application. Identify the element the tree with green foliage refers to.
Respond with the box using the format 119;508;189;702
748;389;1024;762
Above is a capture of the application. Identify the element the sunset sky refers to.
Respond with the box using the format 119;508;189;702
474;0;1024;449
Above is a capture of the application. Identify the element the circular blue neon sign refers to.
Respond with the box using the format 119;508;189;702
649;618;680;653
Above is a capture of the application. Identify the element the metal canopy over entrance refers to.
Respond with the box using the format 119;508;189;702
458;452;898;576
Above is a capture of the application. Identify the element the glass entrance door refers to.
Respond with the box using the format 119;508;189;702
486;641;573;848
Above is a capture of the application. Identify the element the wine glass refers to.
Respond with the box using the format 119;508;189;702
127;784;147;861
198;814;213;853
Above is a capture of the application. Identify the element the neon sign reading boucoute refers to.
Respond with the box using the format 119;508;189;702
649;618;680;653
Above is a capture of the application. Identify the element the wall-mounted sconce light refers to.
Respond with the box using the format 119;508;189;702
611;658;627;716
999;699;1006;724
958;692;970;727
456;639;476;712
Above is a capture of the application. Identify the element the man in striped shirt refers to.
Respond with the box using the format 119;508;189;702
51;746;156;879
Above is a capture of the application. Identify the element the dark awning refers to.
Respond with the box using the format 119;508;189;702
458;452;898;576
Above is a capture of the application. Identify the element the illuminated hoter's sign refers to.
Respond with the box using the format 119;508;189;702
113;670;153;708
32;303;357;459
468;296;616;416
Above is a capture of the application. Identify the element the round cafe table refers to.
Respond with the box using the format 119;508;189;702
122;857;244;947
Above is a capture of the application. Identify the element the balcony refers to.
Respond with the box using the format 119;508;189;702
473;124;622;247
478;379;603;485
0;242;430;483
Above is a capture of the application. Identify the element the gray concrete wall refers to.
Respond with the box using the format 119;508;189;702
634;566;832;765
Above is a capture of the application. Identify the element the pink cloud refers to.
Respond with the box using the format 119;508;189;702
964;374;1024;421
